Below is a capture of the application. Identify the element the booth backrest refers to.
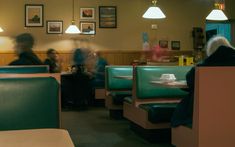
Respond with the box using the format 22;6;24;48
105;66;133;91
135;66;191;99
0;77;59;131
0;65;49;73
193;67;235;147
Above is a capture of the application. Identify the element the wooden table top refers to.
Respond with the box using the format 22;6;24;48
0;129;74;147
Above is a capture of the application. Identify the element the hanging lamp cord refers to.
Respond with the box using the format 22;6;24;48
72;0;75;21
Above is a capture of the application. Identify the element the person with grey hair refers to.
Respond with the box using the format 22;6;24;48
9;33;43;65
171;36;235;127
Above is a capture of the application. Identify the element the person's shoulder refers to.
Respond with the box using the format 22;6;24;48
9;59;20;65
9;58;29;65
99;57;108;64
44;58;51;64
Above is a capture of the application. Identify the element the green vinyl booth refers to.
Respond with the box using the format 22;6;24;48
124;66;192;128
0;77;59;131
105;66;133;118
123;66;192;142
0;65;49;73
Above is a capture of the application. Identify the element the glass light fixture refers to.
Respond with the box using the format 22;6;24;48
0;27;3;32
206;2;228;21
65;0;81;34
143;0;166;19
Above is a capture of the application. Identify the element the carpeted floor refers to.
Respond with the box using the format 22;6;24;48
61;107;173;147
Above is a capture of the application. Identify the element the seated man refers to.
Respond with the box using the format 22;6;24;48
9;33;43;65
171;36;235;127
44;48;61;73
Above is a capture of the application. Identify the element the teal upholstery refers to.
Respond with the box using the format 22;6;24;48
135;66;191;99
108;91;132;105
0;77;59;130
139;103;178;123
106;66;133;91
0;65;49;73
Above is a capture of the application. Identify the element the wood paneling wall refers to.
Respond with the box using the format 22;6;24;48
0;50;193;71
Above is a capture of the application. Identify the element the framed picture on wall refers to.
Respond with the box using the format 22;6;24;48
159;40;168;48
171;41;181;50
80;8;95;20
99;6;117;28
80;22;96;35
25;4;44;27
46;20;63;34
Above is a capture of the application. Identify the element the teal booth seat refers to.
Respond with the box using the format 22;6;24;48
0;77;59;130
0;65;49;73
106;66;133;91
139;103;178;123
136;66;192;99
134;66;192;123
105;66;133;105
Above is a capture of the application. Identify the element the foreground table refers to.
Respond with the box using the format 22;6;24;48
0;129;74;147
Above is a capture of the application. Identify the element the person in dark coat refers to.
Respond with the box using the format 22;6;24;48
44;49;61;73
61;48;92;109
9;33;43;65
171;36;235;127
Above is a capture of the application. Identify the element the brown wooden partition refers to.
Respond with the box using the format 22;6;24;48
172;67;235;147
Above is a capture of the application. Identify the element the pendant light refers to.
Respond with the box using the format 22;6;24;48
206;2;228;21
143;0;166;19
65;0;81;34
0;27;3;32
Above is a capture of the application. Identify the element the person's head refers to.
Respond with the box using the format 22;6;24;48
14;33;34;54
206;36;233;56
47;48;59;61
73;48;86;65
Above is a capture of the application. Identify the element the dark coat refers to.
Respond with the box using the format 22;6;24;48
9;51;43;65
171;45;235;127
44;58;61;73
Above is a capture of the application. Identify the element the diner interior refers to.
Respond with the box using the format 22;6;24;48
0;0;235;147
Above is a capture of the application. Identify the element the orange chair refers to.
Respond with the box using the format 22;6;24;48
172;67;235;147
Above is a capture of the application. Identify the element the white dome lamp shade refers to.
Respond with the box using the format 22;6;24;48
143;0;166;19
206;3;228;21
0;27;3;32
65;21;81;34
65;0;81;34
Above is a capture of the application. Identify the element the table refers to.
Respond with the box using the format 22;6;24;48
113;76;133;80
150;80;188;88
0;129;74;147
61;71;73;76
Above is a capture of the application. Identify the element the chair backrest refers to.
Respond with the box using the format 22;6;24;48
105;66;133;91
134;66;191;100
0;65;49;73
193;67;235;147
0;77;60;131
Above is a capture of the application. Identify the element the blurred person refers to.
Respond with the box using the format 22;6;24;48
9;33;43;65
44;48;61;73
92;51;108;88
71;48;87;73
171;36;235;127
62;48;93;109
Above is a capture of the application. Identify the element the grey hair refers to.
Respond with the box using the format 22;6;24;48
206;36;234;56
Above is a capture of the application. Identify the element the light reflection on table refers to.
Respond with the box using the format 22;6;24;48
150;80;188;88
113;76;133;80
